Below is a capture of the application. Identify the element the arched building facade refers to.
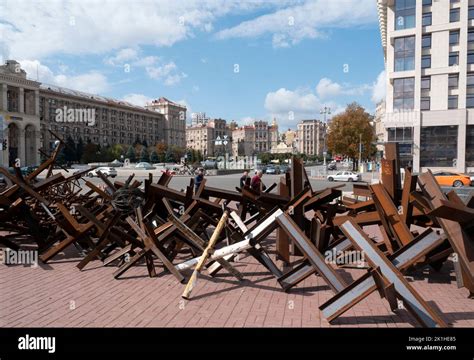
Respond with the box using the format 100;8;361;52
0;60;41;167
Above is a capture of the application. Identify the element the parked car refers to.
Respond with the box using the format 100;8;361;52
470;174;474;186
327;162;337;171
279;165;290;174
327;171;361;182
265;165;280;175
254;165;267;174
135;162;156;170
433;171;471;187
201;159;217;169
87;167;117;178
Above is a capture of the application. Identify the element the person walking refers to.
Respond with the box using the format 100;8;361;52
251;170;266;192
239;170;249;188
195;168;204;193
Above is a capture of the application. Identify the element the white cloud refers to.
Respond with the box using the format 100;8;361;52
55;72;109;94
316;78;343;98
145;61;187;86
371;70;386;103
215;0;376;48
264;87;343;129
104;48;139;66
0;1;289;59
316;78;372;99
20;59;109;94
104;47;186;86
122;93;153;107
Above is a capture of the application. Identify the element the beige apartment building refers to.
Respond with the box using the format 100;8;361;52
0;59;188;167
232;125;255;157
378;0;474;172
186;125;214;157
296;119;325;156
185;118;231;158
146;97;186;148
39;85;165;154
231;119;279;157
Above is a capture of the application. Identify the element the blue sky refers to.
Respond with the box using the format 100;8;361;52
0;0;386;130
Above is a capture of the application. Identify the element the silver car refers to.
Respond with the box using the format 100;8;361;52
135;162;156;170
327;171;361;182
87;167;117;178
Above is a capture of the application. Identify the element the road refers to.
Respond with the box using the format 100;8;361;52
81;170;362;193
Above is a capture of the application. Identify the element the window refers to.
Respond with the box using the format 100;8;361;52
421;76;431;90
469;30;474;43
467;94;474;108
467;73;474;88
449;73;459;88
422;0;432;5
421;97;430;110
395;0;416;30
422;34;431;49
469;6;474;20
394;36;415;71
449;52;459;66
450;8;460;22
386;127;413;168
393;77;415;110
469;52;474;64
421;55;431;69
450;30;460;45
467;126;474;167
422;13;432;26
448;95;458;109
420;126;458;167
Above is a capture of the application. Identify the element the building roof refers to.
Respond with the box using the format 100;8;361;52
39;83;152;112
150;97;187;109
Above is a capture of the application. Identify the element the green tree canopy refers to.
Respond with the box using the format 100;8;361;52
150;150;159;163
139;147;150;162
125;145;136;162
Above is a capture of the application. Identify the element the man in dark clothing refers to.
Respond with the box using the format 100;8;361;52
194;168;204;193
239;170;249;188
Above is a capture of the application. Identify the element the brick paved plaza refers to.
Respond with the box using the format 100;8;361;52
1;232;473;328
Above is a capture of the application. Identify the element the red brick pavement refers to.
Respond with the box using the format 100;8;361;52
1;234;473;328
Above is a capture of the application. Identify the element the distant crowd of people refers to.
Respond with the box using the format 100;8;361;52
193;168;266;194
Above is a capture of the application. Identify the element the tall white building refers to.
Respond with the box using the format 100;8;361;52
377;0;474;172
191;112;210;127
296;119;325;156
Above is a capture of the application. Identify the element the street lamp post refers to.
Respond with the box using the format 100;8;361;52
320;107;331;169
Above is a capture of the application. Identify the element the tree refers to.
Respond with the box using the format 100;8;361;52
76;137;84;163
259;153;272;164
64;136;76;164
81;142;100;164
125;145;136;162
327;102;375;171
156;143;167;163
150;150;159;163
108;144;124;161
139;147;150;162
165;148;174;163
